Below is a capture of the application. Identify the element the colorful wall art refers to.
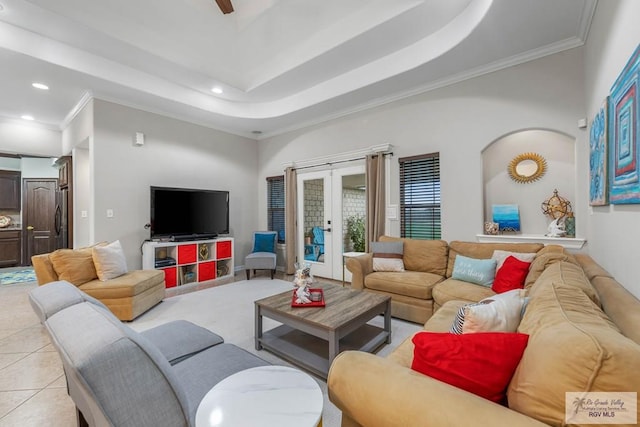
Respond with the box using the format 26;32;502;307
609;43;640;204
589;97;609;205
492;204;520;232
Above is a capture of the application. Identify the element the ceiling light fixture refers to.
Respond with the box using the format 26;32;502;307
32;82;49;90
211;87;223;94
21;115;34;121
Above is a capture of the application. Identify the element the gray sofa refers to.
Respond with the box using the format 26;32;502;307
29;281;270;427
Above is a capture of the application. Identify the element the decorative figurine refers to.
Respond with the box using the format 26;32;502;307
546;218;566;237
293;263;314;304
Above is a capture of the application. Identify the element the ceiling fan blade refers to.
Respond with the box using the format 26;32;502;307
215;0;234;14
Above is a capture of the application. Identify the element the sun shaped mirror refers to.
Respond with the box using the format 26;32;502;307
508;152;547;183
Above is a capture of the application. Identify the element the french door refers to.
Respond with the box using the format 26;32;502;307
297;165;365;280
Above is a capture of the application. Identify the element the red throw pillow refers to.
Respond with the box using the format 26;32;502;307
411;332;529;403
492;255;531;294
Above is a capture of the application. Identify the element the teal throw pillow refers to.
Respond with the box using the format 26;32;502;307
451;255;497;287
253;233;275;253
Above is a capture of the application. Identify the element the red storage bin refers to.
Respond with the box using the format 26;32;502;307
217;240;232;259
162;267;177;288
178;244;197;264
198;261;216;281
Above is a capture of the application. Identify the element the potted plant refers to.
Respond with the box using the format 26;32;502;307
346;215;365;252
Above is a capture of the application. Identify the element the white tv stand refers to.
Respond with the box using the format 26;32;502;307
142;237;234;290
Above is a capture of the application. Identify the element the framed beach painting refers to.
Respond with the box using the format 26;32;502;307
492;204;520;232
608;43;640;204
589;98;608;205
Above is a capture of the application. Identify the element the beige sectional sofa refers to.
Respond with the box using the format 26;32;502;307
346;236;548;323
331;243;640;427
32;246;165;321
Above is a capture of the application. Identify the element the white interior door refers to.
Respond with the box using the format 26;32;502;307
297;165;366;281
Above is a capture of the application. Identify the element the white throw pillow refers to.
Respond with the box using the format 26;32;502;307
491;250;537;271
371;241;405;272
462;289;526;333
92;240;128;281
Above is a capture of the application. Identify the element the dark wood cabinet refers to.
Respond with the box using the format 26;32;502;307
0;230;21;267
56;156;71;188
0;170;21;210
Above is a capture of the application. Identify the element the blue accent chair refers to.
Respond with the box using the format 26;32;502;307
245;231;277;280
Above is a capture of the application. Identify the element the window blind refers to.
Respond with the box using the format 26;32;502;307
267;175;285;243
399;153;441;240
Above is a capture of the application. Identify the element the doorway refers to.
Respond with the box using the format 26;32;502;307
23;179;58;263
297;165;366;280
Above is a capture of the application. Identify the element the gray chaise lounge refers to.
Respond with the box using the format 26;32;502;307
29;280;270;427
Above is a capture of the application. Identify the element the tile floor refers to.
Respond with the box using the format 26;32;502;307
0;279;76;427
0;269;298;426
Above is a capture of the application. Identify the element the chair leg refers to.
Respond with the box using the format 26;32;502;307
246;269;250;280
270;269;275;279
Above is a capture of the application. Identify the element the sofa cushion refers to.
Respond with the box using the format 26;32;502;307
49;247;98;286
529;261;600;306
508;278;640;426
93;240;128;281
432;278;496;307
446;241;544;278
371;241;405;272
364;271;442;300
411;331;529;403
492;256;531;294
524;247;580;289
79;269;164;299
451;255;496;287
379;236;448;276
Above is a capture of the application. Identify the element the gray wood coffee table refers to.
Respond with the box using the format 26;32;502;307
255;283;391;379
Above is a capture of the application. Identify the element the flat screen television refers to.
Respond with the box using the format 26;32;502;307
150;186;229;240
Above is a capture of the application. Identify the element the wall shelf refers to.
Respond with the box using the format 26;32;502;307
476;234;586;250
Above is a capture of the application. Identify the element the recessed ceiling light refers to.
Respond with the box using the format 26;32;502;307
32;82;49;90
251;130;263;135
211;86;223;94
21;115;34;121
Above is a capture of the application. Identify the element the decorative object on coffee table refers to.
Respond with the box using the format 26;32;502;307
292;262;314;304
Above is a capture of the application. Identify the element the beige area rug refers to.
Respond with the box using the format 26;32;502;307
131;278;422;427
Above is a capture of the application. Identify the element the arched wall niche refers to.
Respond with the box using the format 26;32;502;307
482;129;576;234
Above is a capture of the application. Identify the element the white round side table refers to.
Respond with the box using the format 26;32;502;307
195;365;323;427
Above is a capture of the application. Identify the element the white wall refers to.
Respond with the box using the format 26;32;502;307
73;147;91;248
91;100;259;269
0;120;61;157
259;48;585;245
584;0;640;298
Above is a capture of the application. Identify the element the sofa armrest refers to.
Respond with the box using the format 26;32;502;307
32;254;58;285
345;254;373;290
328;351;548;427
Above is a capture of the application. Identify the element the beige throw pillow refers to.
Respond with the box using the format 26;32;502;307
491;250;536;271
49;247;98;286
92;240;128;281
